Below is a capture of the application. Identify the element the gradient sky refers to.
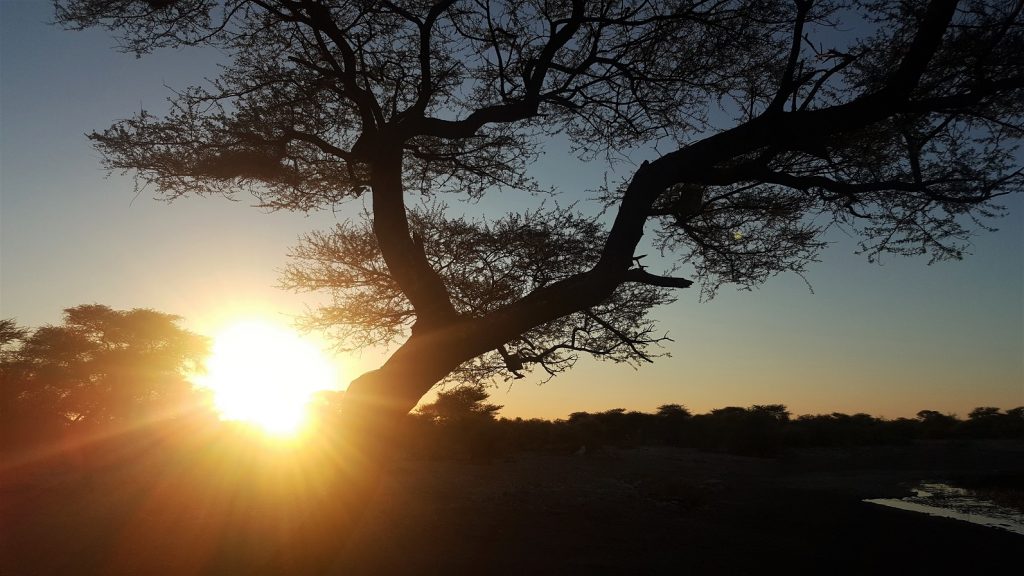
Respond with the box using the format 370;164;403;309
2;1;1021;420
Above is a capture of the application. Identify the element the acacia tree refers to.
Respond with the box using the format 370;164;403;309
416;384;503;425
56;1;1022;443
1;306;208;450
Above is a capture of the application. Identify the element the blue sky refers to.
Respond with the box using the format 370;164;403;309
2;1;1021;419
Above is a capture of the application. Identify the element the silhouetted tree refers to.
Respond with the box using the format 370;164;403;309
408;402;1023;457
687;405;791;454
1;305;209;451
656;404;690;418
414;384;503;457
788;412;897;446
498;416;559;452
1004;407;1024;437
968;406;1002;420
0;318;30;406
960;406;1023;438
654;403;692;445
915;409;960;438
416;384;503;424
56;2;1023;455
750;404;791;423
0;319;28;350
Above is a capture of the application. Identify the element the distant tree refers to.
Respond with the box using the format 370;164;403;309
962;406;1024;438
0;319;30;407
0;319;28;350
653;404;692;445
1005;407;1024;437
413;384;504;458
789;412;895;446
565;410;605;448
693;405;790;454
750;404;791;423
591;408;650;445
968;406;1002;420
56;2;1023;466
708;407;749;419
498;416;558;452
1;305;209;448
656;404;692;418
915;409;960;438
416;384;503;425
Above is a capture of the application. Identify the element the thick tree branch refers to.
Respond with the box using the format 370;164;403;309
409;101;541;139
623;269;694;289
882;0;959;100
282;128;355;161
770;0;812;113
369;152;458;330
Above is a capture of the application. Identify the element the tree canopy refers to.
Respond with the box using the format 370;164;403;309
55;1;1022;427
416;384;504;424
1;305;209;445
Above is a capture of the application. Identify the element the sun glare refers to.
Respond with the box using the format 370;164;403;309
198;320;338;435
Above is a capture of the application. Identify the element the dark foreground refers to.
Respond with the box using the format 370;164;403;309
3;438;1022;575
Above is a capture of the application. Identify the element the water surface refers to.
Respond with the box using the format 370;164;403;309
866;482;1024;536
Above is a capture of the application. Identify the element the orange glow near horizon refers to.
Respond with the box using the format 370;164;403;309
196;319;340;436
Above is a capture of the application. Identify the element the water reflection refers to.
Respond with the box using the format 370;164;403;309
866;482;1024;536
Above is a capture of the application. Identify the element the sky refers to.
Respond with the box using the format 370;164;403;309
1;1;1021;420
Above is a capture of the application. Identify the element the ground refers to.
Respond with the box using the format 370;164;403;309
2;437;1021;575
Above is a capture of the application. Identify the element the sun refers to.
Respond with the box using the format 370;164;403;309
197;319;338;435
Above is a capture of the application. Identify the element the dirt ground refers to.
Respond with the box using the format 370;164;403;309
3;439;1022;575
338;440;1024;574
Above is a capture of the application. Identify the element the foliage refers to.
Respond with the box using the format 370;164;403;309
283;205;675;383
412;401;1024;459
54;1;1024;418
0;318;29;350
1;305;209;450
416;384;503;424
410;384;504;457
